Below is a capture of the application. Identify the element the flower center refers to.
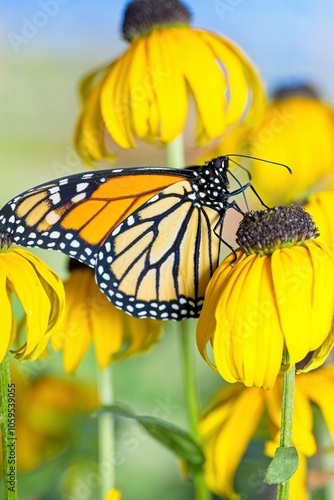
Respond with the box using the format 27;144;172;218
272;83;319;101
0;231;12;252
122;0;192;41
236;205;319;255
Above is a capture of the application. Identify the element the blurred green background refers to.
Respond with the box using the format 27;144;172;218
2;1;334;499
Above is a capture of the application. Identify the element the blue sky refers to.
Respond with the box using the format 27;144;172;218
3;0;334;99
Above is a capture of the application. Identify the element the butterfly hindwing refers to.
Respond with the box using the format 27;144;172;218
95;179;222;320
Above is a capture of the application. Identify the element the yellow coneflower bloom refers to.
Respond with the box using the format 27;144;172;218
0;232;64;362
201;364;334;500
75;0;265;163
52;261;162;374
249;85;334;205
196;206;334;390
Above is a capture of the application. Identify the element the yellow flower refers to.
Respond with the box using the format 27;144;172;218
201;364;334;500
197;206;334;390
304;190;334;250
105;489;122;500
52;261;162;374
0;369;98;472
0;234;64;362
75;0;265;162
249;85;334;205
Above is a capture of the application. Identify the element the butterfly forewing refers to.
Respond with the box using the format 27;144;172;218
0;168;189;266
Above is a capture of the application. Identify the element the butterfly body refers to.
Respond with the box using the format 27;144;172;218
0;156;247;320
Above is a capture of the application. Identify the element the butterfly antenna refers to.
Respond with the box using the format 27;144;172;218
226;168;250;211
227;154;292;174
228;157;252;180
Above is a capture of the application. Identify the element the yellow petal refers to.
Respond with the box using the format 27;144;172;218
126;37;151;140
196;251;243;368
199;32;247;125
297;365;334;438
75;76;113;163
145;29;188;142
200;385;244;437
271;243;334;365
298;329;334;374
101;50;135;148
52;270;94;374
22;250;65;334
203;387;265;499
117;315;162;360
4;252;50;356
200;31;265;125
92;302;124;369
174;28;227;141
290;452;308;500
212;254;284;389
0;260;13;361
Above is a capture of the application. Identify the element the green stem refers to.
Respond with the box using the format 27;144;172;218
0;354;17;500
276;352;296;500
97;364;115;498
181;321;211;500
180;321;201;441
166;134;185;168
166;137;210;500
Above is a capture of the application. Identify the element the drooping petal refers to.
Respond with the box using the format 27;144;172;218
53;265;162;373
176;28;227;142
209;253;284;389
289;453;308;500
116;315;162;360
101;50;135;148
0;260;13;361
200;31;265;126
22;250;65;334
52;270;94;374
0;247;64;361
4;252;51;356
92;301;124;369
202;387;265;499
299;330;334;374
199;32;248;124
271;243;334;365
145;29;188;142
298;365;334;438
75;75;115;163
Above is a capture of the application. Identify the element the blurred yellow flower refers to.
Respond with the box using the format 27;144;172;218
0;235;64;362
105;489;122;500
197;206;334;389
249;85;334;205
0;370;97;472
201;364;334;500
75;0;265;162
52;261;162;374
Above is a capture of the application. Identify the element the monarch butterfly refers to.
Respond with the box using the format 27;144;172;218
0;156;262;320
